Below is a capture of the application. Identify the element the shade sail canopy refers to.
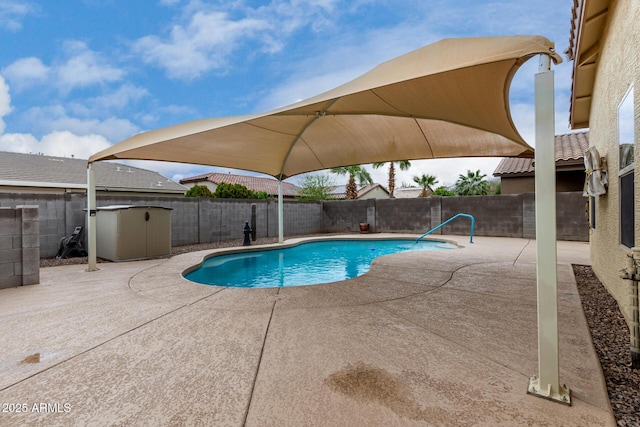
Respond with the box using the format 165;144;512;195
89;35;561;179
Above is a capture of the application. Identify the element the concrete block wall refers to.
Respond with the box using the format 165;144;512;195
322;192;588;242
0;193;66;258
322;200;370;233
556;192;590;241
522;193;536;239
441;194;523;238
282;201;324;236
0;191;588;259
0;205;39;289
375;198;433;233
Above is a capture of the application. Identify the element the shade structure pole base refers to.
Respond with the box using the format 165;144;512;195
528;53;570;406
278;180;284;243
86;163;99;272
527;376;571;406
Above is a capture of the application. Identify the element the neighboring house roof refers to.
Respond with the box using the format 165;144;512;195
567;0;610;129
394;188;423;198
328;184;389;200
0;151;187;193
358;184;389;198
493;132;589;177
180;172;300;197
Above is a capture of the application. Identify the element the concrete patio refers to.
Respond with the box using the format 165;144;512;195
0;235;615;426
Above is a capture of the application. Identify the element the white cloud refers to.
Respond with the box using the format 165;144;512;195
68;84;149;117
133;10;270;79
0;74;11;133
0;0;36;31
2;43;125;95
19;105;139;143
0;130;111;159
132;0;379;80
1;57;49;91
55;41;125;93
0;132;38;152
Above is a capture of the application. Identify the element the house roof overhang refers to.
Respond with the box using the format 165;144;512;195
567;0;611;129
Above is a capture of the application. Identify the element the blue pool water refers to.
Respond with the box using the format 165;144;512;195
184;239;456;288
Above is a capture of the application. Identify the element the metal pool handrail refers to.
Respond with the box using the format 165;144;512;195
416;213;475;244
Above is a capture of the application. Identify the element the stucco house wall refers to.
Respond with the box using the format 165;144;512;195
183;181;217;193
586;0;639;321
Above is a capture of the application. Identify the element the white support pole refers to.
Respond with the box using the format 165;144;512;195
278;180;284;243
527;54;570;405
86;163;98;272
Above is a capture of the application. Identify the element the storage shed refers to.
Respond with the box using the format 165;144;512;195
96;205;172;261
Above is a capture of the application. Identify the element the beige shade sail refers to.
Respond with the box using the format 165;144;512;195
89;35;561;179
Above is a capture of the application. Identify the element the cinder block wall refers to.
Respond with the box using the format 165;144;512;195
0;194;66;260
441;194;523;237
324;192;587;241
375;198;434;233
0;192;587;259
0;206;40;289
322;200;370;233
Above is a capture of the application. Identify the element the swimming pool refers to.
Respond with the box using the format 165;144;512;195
184;239;456;288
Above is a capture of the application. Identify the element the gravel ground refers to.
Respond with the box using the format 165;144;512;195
573;265;640;426
40;242;639;424
39;236;282;268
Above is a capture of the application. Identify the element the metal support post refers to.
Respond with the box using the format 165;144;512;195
86;163;98;272
527;54;571;405
278;180;284;243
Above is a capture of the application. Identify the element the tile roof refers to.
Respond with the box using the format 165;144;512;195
180;172;300;197
493;132;589;176
0;151;187;193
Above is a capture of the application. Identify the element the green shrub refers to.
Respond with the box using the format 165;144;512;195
185;185;215;198
214;182;268;199
432;186;456;196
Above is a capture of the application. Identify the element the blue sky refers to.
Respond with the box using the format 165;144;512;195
0;0;577;187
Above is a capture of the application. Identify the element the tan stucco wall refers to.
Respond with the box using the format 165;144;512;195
500;176;535;194
359;187;390;200
588;0;640;321
183;181;217;193
499;171;584;195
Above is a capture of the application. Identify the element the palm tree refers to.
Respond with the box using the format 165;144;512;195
454;169;490;195
330;165;374;200
413;174;439;197
373;160;411;198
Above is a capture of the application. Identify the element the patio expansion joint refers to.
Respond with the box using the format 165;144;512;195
345;262;482;308
512;239;533;266
242;287;280;427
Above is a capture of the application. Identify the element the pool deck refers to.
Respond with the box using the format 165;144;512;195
0;235;615;426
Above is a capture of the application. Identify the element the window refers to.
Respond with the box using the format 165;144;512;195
619;85;635;248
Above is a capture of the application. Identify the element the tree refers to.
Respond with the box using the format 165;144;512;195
488;179;501;195
214;182;254;198
185;185;214;198
297;173;336;201
330;165;374;200
433;186;456;196
454;169;490;195
372;160;411;198
412;173;439;197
